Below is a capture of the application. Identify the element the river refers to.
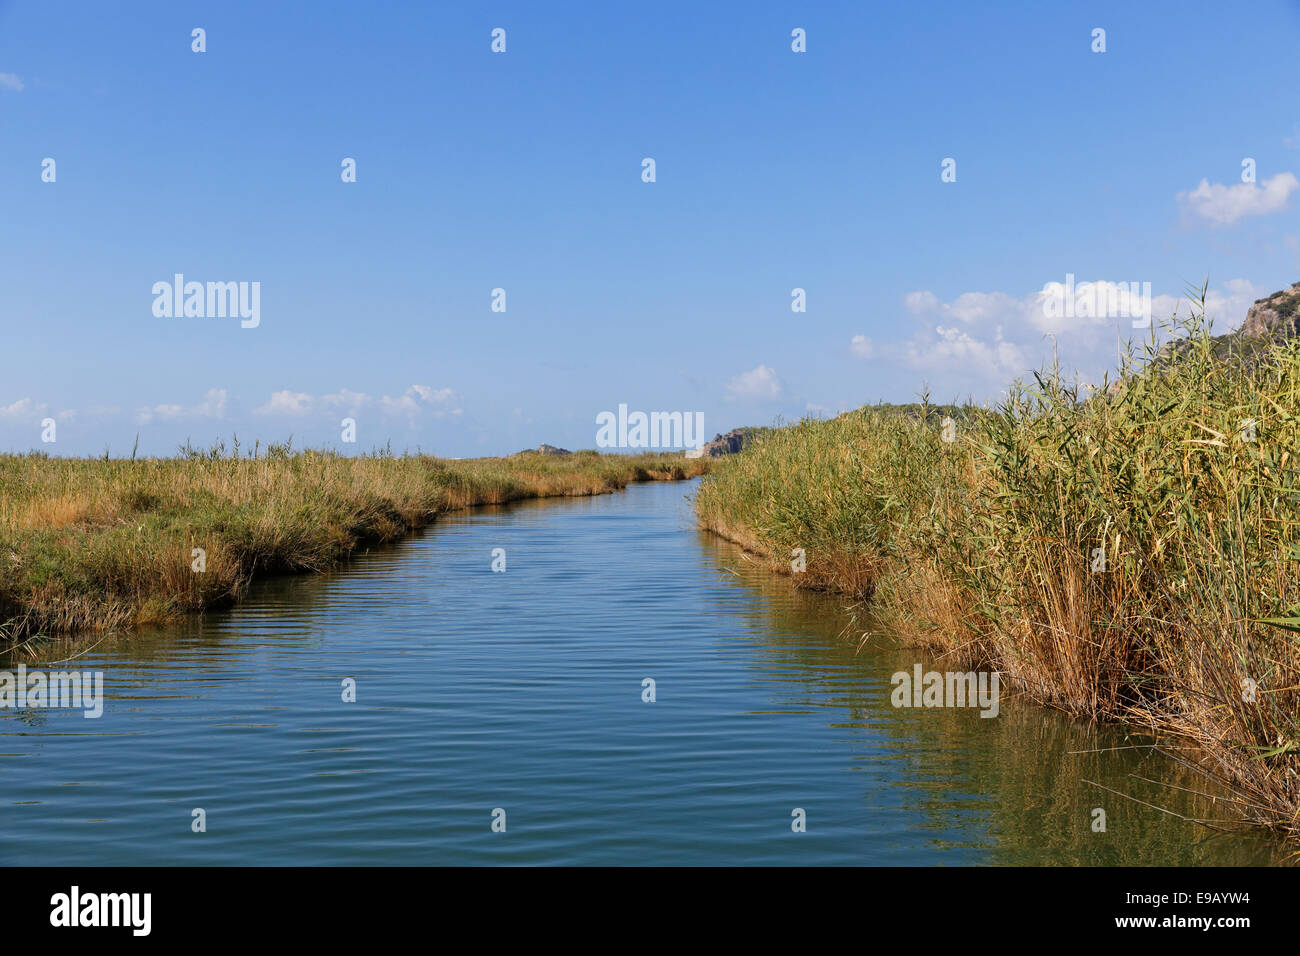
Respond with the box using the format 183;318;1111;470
0;478;1285;864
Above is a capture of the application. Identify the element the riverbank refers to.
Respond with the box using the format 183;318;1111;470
695;304;1300;841
0;446;707;644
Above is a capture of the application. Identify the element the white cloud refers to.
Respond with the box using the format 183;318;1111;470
0;73;23;93
0;398;42;421
1177;172;1299;225
725;365;783;401
137;388;228;424
850;279;1261;400
319;389;372;415
257;385;461;420
905;288;1042;333
379;385;461;418
256;390;314;416
905;324;1028;380
409;385;453;404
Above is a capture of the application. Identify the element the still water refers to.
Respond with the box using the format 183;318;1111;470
0;479;1287;865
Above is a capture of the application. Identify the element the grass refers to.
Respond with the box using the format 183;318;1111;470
696;289;1300;841
0;443;707;643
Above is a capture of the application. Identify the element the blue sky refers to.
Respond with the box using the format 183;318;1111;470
3;0;1300;456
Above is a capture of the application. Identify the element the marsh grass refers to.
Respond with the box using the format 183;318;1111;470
0;447;706;643
696;292;1300;839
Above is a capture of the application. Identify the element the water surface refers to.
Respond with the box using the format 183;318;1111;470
0;479;1286;865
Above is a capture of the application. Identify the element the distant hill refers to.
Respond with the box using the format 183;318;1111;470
843;401;978;424
1160;280;1300;367
687;428;761;458
513;444;572;456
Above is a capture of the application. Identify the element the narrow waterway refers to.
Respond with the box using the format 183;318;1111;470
0;479;1285;864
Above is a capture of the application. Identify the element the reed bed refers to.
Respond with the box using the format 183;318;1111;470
696;297;1300;840
0;445;706;642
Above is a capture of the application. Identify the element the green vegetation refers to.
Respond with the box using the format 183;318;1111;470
1;445;706;643
696;293;1300;840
